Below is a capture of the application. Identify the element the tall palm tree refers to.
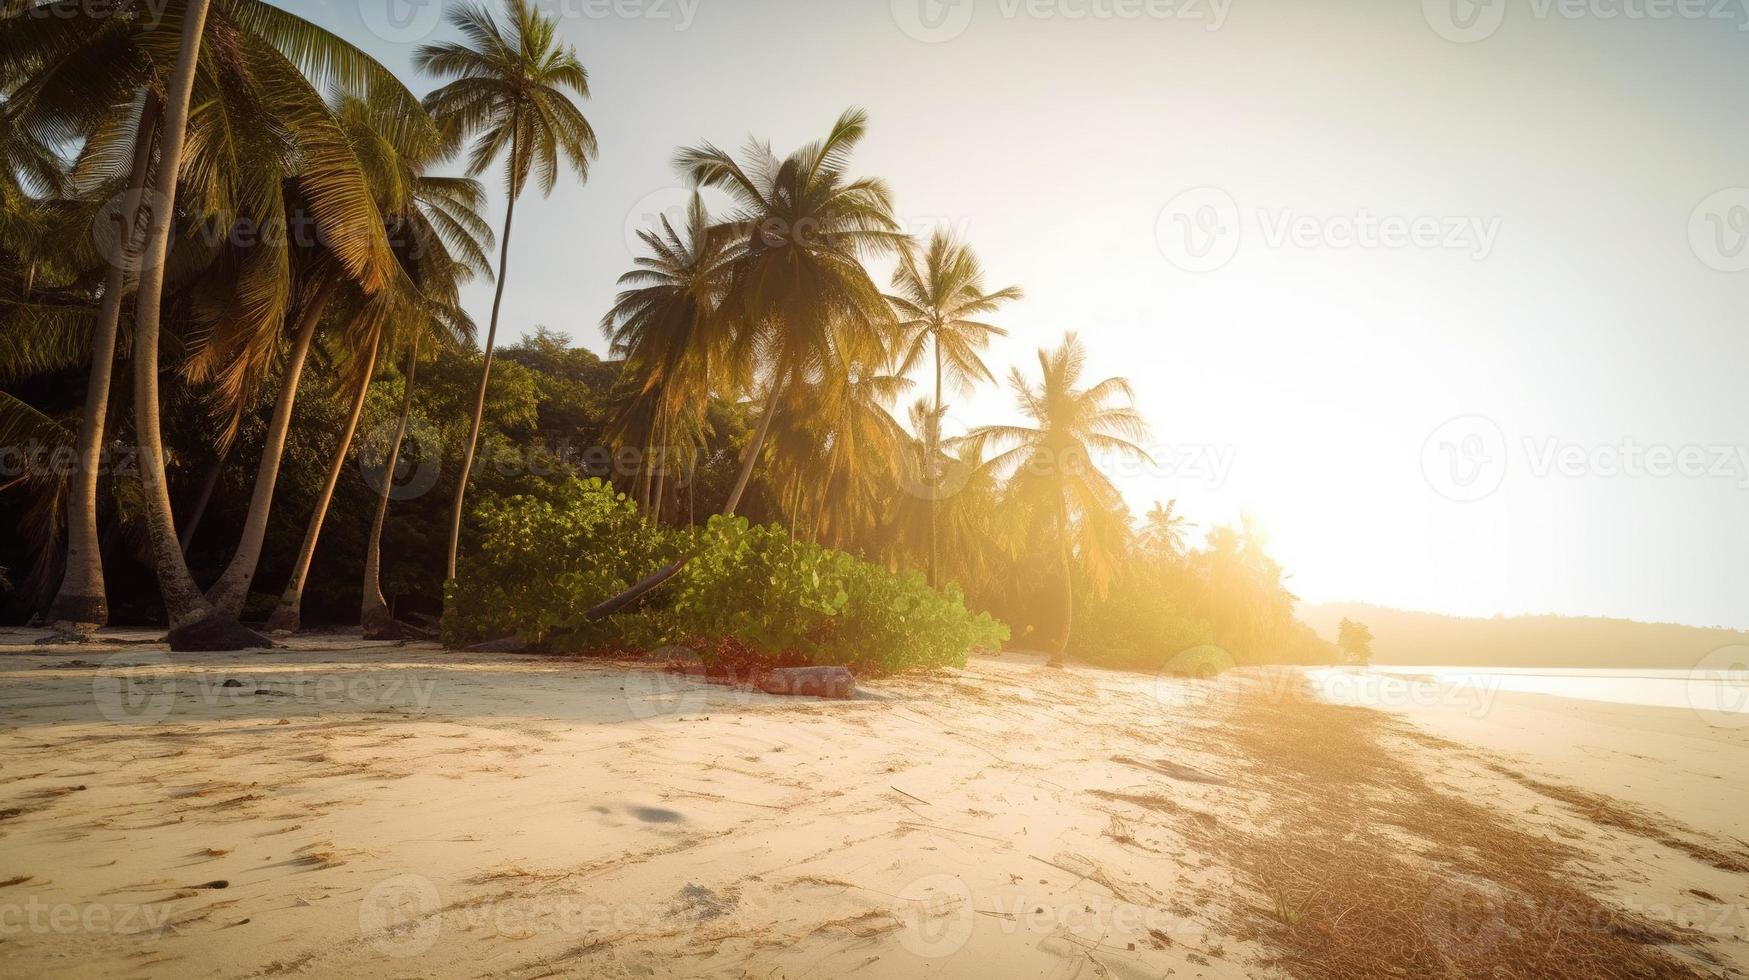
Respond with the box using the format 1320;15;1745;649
586;107;905;618
267;94;489;633
1140;499;1192;562
416;0;597;583
888;229;1020;587
969;332;1151;667
766;371;911;550
602;191;730;518
3;0;416;636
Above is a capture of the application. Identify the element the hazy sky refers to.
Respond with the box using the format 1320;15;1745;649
309;0;1749;629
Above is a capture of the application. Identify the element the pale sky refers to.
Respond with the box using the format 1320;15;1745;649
311;0;1749;630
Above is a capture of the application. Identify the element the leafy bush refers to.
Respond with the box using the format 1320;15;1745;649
1068;566;1216;671
442;478;676;648
669;517;1007;674
444;490;1006;674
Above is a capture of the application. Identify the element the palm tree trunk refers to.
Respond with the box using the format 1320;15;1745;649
582;379;786;622
361;335;419;639
264;324;381;633
721;379;783;517
204;279;338;617
651;410;668;524
928;332;942;589
178;445;230;557
445;124;520;584
1048;490;1071;668
45;92;160;633
129;0;263;651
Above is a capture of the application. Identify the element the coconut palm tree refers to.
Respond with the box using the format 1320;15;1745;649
585;107;906;618
359;337;422;639
2;0;421;639
602;191;730;517
678;107;907;515
766;370;911;550
266;94;490;633
416;0;598;583
968;332;1151;667
1140;499;1192;562
888;229;1020;587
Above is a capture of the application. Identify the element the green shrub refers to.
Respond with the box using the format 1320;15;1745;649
1069;566;1216;671
669;517;1007;674
442;478;676;648
444;492;1006;674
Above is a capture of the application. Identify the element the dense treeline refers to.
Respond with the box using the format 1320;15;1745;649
0;0;1333;668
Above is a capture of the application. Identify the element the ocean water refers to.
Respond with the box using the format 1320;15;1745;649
1307;664;1749;715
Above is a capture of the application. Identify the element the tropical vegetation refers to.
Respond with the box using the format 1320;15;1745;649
0;0;1336;671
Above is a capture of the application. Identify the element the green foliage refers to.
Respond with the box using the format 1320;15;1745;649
670;517;1007;674
1068;564;1215;671
442;478;673;648
1337;617;1374;666
442;488;1005;674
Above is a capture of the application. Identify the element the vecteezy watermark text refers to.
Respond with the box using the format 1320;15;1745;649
1421;416;1749;502
892;0;1230;43
1157;189;1502;272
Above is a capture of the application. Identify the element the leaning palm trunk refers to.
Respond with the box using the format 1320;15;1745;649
264;325;382;633
45;92;160;633
444;126;520;584
360;336;419;639
585;380;785;621
928;337;943;589
1048;491;1071;668
129;0;262;650
204;280;339;617
178;444;231;557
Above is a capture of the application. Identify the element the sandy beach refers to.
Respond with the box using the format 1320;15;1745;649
1;631;1745;979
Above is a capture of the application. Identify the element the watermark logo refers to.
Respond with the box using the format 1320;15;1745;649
90;187;168;275
895;874;976;958
357;416;444;502
1423;419;1749;501
1689;188;1749;273
1422;415;1509;502
622;647;724;724
360;874;443;957
893;0;977;41
1149;644;1240;726
1687;645;1749;728
1423;0;1509;42
1421;874;1509;960
1156;187;1241;273
360;0;445;44
91;651;176;724
1158;191;1502;270
622;185;697;258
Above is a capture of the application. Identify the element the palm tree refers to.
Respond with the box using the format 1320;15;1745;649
969;332;1151;667
3;0;416;636
602;191;731;518
679;107;907;514
888;230;1020;587
267;94;490;633
1140;499;1192;562
586;107;906;618
360;337;422;639
766;371;912;550
416;0;597;583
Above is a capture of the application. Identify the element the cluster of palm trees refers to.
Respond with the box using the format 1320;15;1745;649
597;111;1153;661
3;0;1156;661
0;0;587;648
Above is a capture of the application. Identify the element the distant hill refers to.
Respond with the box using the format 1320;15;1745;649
1299;603;1749;669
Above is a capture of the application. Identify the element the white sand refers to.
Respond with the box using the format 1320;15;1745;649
1;632;1745;978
